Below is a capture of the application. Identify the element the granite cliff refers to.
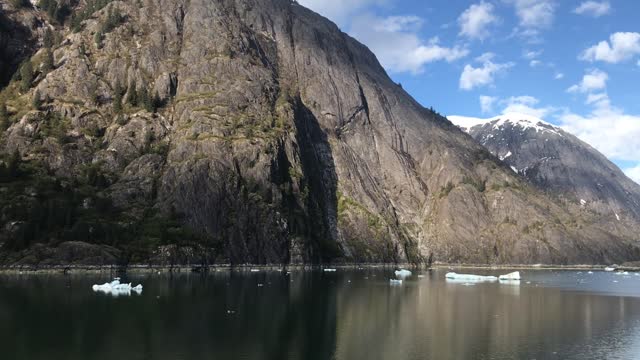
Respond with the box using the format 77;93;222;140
1;0;639;266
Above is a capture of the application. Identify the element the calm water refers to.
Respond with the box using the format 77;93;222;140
2;269;640;360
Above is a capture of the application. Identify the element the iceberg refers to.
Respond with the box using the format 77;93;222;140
499;272;521;280
394;269;412;278
604;267;616;272
92;278;143;296
323;268;337;272
445;272;498;282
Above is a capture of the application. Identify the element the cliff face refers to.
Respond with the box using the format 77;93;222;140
1;0;639;266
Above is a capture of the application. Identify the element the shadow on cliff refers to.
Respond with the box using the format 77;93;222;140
291;97;340;263
0;8;37;89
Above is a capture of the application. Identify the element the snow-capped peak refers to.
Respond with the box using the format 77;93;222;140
448;112;562;136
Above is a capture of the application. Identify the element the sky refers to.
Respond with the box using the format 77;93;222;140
297;0;640;184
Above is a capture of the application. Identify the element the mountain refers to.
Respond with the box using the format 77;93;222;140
450;112;640;229
1;0;639;266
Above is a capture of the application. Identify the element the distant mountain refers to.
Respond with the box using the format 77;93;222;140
449;113;640;224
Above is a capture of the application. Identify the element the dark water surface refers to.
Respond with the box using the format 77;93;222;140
2;269;640;360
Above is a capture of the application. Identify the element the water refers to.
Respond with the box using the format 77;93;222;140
2;269;640;360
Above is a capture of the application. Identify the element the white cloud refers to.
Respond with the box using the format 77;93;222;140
625;165;640;185
529;60;542;67
459;56;514;90
567;69;608;93
505;0;556;38
523;49;543;60
501;95;554;118
375;16;423;32
458;1;499;41
560;105;640;164
297;0;387;26
581;32;640;63
480;95;497;113
573;1;611;17
554;72;564;79
350;15;468;74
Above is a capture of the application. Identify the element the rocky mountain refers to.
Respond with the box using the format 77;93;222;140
1;0;639;266
450;113;640;223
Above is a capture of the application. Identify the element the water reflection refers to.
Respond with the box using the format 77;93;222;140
0;270;639;360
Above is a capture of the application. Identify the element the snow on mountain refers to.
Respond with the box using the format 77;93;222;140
448;112;563;136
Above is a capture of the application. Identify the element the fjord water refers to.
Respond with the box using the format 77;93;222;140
2;269;640;360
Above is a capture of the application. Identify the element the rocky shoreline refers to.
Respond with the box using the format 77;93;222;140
2;262;639;274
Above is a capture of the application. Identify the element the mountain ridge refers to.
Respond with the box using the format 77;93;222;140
0;0;639;266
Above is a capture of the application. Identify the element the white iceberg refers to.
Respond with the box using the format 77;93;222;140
394;269;412;278
92;278;143;296
499;271;521;280
323;268;337;272
445;272;498;282
605;267;616;272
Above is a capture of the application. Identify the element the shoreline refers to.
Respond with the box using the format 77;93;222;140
1;262;638;274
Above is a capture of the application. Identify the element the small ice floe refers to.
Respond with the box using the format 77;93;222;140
445;272;498;282
417;275;425;278
250;269;260;272
257;283;264;287
390;279;403;285
499;272;521;281
605;267;616;272
588;271;594;274
615;271;630;276
92;278;143;296
323;268;337;272
394;269;412;279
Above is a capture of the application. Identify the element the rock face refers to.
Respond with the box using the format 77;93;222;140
450;113;640;232
1;0;639;266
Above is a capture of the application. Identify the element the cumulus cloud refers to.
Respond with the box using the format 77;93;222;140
625;165;640;185
523;49;543;60
458;1;500;40
567;69;608;93
459;56;514;90
554;72;564;79
581;32;640;63
501;95;555;118
505;0;556;38
297;0;387;26
573;1;611;17
479;95;497;113
350;15;468;74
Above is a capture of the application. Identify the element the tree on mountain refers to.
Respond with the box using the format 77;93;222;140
43;28;54;48
32;90;43;109
10;0;28;8
42;48;54;73
140;86;153;112
19;60;33;92
128;82;138;106
0;103;9;132
113;82;123;114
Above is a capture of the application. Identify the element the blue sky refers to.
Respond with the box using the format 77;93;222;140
298;0;640;183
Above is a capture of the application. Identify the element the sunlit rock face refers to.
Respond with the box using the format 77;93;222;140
1;0;639;265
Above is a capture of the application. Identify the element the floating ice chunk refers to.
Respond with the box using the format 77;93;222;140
92;278;143;296
604;267;616;272
445;272;498;282
389;279;403;285
323;268;337;272
417;275;425;278
588;271;594;274
615;271;629;275
499;271;521;280
250;269;260;272
394;269;412;279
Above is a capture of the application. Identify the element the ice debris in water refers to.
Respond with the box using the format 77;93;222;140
323;268;337;272
394;269;412;279
605;267;616;272
499;272;521;280
92;278;143;296
390;279;403;285
445;273;498;282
